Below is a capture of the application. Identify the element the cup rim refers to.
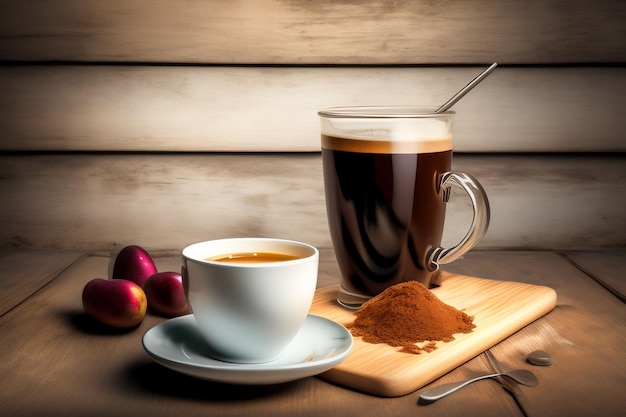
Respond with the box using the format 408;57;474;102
182;238;319;268
318;106;455;118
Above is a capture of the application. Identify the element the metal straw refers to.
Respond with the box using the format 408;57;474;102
434;63;498;113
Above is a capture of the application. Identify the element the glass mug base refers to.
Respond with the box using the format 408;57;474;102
336;286;373;310
336;269;445;309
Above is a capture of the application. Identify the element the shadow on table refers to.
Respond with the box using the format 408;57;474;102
128;360;303;401
67;311;141;335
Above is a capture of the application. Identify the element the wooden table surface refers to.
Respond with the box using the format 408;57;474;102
1;249;624;417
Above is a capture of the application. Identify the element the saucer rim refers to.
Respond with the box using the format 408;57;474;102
142;313;353;383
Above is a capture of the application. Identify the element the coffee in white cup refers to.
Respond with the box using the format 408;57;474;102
181;238;318;363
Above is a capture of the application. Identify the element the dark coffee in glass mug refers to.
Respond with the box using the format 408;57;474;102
319;107;490;304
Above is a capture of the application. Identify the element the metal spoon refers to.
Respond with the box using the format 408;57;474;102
434;63;498;113
419;369;538;403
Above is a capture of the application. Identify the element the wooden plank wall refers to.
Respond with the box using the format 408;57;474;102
1;0;624;64
1;66;625;153
0;0;625;252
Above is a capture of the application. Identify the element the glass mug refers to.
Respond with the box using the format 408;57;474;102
319;106;490;307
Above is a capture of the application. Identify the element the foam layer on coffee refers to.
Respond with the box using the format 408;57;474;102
322;135;451;154
320;119;452;154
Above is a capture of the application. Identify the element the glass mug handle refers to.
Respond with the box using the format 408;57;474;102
427;171;490;272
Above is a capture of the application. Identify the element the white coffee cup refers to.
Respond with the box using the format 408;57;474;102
181;238;319;363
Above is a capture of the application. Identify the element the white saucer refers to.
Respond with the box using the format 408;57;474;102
142;314;353;385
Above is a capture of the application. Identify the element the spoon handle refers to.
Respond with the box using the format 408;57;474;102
419;373;500;402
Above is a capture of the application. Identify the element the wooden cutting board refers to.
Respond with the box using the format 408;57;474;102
309;271;557;397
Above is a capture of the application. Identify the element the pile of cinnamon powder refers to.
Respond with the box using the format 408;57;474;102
347;281;475;354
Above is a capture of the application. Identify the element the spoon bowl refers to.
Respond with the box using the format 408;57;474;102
419;369;537;403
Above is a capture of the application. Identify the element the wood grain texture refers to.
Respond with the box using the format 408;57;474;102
1;0;624;64
442;251;626;417
1;250;623;416
310;274;557;397
1;153;624;252
564;251;626;301
0;250;87;316
0;253;520;417
1;65;624;153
